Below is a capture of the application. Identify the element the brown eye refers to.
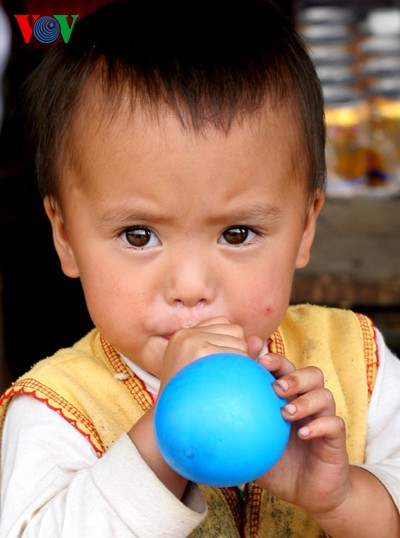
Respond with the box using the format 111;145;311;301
125;227;157;248
222;227;250;245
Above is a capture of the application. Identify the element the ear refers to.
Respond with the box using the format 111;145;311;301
43;196;80;278
295;190;325;269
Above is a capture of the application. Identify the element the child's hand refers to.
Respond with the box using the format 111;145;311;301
256;353;350;520
159;317;263;391
129;317;263;499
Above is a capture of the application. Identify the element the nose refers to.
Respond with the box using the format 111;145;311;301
164;250;216;308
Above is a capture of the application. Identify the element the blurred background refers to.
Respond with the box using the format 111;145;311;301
0;0;399;391
292;0;400;362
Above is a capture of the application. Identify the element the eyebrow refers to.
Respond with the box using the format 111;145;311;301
99;202;283;228
207;203;283;225
99;206;170;227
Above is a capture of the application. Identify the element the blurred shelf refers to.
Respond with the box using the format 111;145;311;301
292;195;400;307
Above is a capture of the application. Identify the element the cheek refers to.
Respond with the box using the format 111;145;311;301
248;299;276;324
237;274;292;335
79;264;128;322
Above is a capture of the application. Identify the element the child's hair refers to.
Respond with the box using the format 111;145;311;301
24;0;326;202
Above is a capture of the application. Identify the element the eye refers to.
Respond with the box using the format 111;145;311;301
219;226;257;246
123;226;161;249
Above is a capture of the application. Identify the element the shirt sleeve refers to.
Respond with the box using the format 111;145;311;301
0;395;206;537
358;328;400;510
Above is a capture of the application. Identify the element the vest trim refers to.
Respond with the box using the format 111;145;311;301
0;379;105;457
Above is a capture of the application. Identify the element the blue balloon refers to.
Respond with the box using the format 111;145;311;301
154;353;290;487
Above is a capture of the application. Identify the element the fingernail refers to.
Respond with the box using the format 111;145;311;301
257;353;271;363
283;403;297;415
274;379;290;392
298;426;311;438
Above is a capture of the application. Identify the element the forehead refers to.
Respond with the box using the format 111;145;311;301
62;82;307;203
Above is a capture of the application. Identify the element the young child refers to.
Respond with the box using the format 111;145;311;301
1;0;399;536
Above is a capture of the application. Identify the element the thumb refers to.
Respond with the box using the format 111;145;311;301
246;335;264;359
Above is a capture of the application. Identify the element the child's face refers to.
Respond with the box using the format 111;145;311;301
46;95;323;377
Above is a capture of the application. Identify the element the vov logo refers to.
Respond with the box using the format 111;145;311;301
14;14;79;44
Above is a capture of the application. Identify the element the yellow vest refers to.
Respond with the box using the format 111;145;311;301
0;305;378;537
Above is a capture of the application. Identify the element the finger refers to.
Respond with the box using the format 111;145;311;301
246;335;264;359
272;366;325;399
201;334;249;355
168;329;249;361
190;320;246;341
194;319;264;358
297;415;346;450
257;352;296;378
171;322;246;348
196;316;231;327
281;387;336;422
201;323;246;340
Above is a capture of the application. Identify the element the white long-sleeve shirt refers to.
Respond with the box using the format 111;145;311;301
1;329;399;537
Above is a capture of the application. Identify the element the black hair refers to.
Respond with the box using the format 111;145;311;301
24;0;326;201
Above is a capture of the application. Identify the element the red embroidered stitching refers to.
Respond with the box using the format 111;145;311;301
1;381;104;457
355;313;379;396
244;483;263;537
268;330;285;356
220;487;242;533
100;335;154;410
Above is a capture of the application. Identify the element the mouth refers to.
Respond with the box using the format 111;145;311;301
159;327;191;341
161;334;173;341
159;330;182;341
158;314;224;341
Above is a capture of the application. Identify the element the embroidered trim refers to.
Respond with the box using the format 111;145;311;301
268;332;285;356
220;487;243;533
355;313;379;396
100;336;154;409
0;379;104;457
243;483;263;537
